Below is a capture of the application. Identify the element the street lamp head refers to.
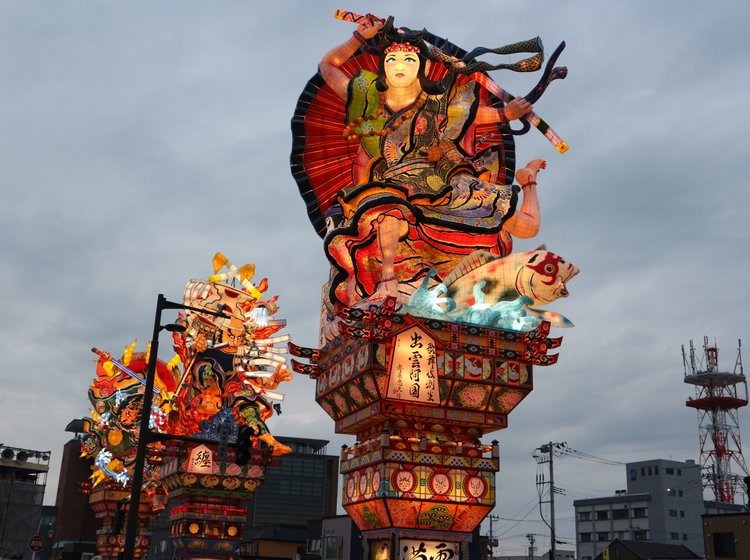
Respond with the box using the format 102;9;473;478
161;323;187;333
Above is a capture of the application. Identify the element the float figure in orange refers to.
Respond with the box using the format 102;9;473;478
186;317;292;456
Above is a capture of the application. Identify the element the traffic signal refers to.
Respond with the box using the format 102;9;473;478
235;426;255;466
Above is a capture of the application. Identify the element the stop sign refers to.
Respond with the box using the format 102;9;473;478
29;534;44;552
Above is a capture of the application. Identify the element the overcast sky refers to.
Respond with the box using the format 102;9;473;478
1;1;749;556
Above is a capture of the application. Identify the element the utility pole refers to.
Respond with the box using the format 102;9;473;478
535;442;566;560
488;514;498;560
549;443;556;560
526;533;536;560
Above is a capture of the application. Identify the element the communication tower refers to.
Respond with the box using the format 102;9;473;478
683;337;748;503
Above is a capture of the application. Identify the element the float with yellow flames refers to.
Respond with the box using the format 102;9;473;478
81;253;292;560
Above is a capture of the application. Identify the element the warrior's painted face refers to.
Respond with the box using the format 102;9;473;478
384;50;420;88
120;400;141;427
222;317;245;353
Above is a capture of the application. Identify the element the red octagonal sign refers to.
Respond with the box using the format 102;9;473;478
29;535;44;552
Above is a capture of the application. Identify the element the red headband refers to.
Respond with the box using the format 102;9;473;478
384;42;420;54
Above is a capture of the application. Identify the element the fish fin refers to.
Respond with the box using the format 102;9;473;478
534;243;547;251
443;251;499;286
526;306;574;328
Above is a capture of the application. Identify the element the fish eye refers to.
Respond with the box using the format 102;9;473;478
544;264;555;273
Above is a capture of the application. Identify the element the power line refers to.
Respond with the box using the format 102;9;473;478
495;499;542;538
556;444;625;466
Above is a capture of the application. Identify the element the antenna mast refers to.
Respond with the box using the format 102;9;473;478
683;338;749;503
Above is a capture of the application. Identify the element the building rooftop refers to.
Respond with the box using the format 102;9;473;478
703;509;750;518
605;539;700;559
0;445;50;476
573;493;651;506
276;436;331;454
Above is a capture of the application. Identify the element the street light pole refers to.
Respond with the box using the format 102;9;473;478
120;294;229;560
121;293;168;560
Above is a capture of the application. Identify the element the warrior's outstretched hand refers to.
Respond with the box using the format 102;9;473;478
357;20;383;40
266;365;292;389
504;97;533;121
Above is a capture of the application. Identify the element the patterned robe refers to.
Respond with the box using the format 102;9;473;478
325;71;518;307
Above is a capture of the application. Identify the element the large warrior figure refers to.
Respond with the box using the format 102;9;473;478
293;15;566;325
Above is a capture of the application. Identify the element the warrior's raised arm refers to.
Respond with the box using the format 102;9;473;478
319;20;383;99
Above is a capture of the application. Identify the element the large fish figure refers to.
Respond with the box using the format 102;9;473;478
444;245;579;308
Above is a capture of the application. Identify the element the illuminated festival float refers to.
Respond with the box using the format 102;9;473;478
81;254;292;560
290;11;577;559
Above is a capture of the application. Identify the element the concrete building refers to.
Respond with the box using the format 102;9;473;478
304;515;363;560
49;427;98;560
574;459;743;560
248;436;338;528
36;506;56;560
0;445;50;560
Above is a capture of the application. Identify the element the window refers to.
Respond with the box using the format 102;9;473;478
655;466;659;475
596;532;609;542
683;534;687;541
612;509;628;520
666;467;674;475
677;469;682;475
669;509;678;517
679;490;683;497
579;533;592;543
632;507;647;518
324;536;340;559
666;488;676;496
670;532;679;540
596;510;609;520
578;511;591;521
648;466;652;476
680;511;685;518
308;538;321;554
633;530;648;541
712;532;736;557
641;467;645;477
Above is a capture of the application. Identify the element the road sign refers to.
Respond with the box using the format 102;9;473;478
29;535;45;552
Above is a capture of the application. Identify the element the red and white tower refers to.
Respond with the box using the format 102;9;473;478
683;337;748;503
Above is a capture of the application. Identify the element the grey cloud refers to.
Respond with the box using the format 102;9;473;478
1;1;748;556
